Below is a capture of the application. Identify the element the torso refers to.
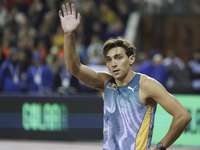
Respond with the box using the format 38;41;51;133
103;73;156;150
101;73;157;107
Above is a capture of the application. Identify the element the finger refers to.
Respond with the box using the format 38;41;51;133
66;3;71;15
71;3;76;17
58;10;63;19
77;12;81;23
62;4;67;16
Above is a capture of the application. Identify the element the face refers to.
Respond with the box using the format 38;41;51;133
105;47;135;80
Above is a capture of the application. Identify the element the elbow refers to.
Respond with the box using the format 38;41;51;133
67;67;74;75
185;113;192;124
67;67;79;76
65;63;80;76
180;113;192;126
185;109;192;123
64;55;81;76
67;65;81;77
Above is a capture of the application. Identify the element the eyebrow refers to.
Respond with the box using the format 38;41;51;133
105;53;123;59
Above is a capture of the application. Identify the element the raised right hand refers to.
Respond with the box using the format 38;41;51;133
58;3;81;34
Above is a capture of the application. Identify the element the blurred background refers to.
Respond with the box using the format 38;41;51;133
0;0;200;149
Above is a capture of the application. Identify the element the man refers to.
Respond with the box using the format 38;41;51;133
188;47;200;93
26;52;54;93
59;3;191;150
0;48;22;92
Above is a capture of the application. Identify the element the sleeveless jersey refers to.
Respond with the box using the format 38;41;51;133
103;73;156;150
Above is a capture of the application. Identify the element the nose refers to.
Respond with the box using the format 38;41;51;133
112;60;117;68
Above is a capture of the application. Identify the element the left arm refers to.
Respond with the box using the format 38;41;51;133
140;75;192;149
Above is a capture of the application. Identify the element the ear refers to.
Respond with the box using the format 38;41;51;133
129;55;135;65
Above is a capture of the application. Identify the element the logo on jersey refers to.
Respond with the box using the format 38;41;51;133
107;82;117;90
128;86;136;93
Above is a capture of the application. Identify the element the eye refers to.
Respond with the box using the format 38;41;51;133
106;58;111;63
117;56;122;60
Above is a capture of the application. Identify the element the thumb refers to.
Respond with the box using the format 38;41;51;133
58;10;63;20
77;12;81;23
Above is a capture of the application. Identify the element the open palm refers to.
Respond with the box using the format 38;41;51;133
59;3;81;34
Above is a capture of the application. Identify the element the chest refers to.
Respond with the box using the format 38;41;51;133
104;83;143;109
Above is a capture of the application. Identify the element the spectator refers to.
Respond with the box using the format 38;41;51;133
136;49;168;87
75;37;87;64
18;48;32;89
46;45;60;74
91;21;105;41
26;52;54;93
99;2;116;24
0;48;23;92
79;0;98;46
54;56;79;94
6;6;20;47
0;1;9;35
7;0;32;13
27;0;46;29
188;47;200;93
115;0;130;24
41;1;58;34
75;22;87;48
34;40;48;59
163;50;192;93
17;17;35;50
51;26;64;47
1;27;13;56
133;51;148;71
35;25;51;53
1;39;10;58
86;34;104;65
104;17;126;40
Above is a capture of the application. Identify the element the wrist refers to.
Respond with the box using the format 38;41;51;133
64;32;75;36
156;142;166;150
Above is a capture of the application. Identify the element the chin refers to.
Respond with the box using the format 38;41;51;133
113;74;122;80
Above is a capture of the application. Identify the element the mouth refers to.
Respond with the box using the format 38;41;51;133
112;69;120;75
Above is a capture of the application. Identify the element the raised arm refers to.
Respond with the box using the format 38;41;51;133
139;75;192;149
58;3;111;91
58;3;81;74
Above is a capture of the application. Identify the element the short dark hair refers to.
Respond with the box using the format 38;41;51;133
102;37;136;58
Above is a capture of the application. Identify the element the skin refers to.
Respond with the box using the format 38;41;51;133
59;3;192;149
105;47;135;87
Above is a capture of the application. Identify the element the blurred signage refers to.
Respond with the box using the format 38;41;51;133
22;102;68;131
0;94;103;140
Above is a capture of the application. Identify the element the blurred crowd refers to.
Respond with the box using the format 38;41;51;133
0;0;200;94
0;0;136;94
138;0;200;15
134;48;200;94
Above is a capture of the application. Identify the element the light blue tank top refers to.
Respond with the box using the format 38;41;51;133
103;73;156;150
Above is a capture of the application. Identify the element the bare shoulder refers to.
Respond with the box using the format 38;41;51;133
139;73;168;106
139;74;157;89
139;73;166;95
97;71;113;86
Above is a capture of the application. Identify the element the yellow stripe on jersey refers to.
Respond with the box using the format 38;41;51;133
135;107;152;150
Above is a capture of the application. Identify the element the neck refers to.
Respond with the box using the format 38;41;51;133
115;71;135;87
